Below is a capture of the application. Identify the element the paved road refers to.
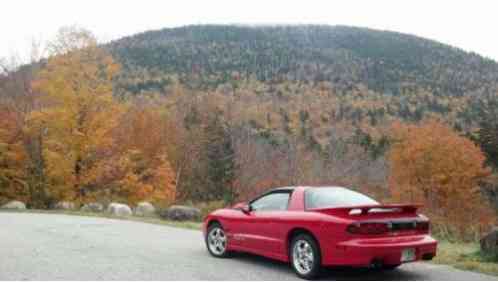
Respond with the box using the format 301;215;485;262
0;213;495;281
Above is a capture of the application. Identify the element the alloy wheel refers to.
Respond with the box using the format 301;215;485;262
292;239;315;275
208;227;227;256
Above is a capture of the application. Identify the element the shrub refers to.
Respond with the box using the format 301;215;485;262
388;119;496;241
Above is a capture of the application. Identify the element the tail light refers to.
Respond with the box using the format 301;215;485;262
346;222;390;235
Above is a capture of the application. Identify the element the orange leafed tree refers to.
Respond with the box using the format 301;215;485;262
102;101;177;206
0;108;28;203
388;119;495;240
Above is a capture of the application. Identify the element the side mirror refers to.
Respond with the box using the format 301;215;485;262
233;202;251;214
241;204;251;214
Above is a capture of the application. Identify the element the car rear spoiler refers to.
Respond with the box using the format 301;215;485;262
309;204;422;216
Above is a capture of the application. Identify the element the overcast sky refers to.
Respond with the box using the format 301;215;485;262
2;0;497;61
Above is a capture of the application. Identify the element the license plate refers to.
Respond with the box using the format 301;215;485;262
401;248;416;262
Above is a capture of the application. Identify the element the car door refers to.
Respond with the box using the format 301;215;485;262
243;191;291;255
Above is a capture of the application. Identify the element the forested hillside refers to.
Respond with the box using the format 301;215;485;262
107;25;498;240
111;25;498;94
109;25;498;131
1;25;498;241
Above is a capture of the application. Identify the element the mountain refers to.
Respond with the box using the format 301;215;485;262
107;25;498;133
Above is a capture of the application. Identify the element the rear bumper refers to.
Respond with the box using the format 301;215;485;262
323;235;437;267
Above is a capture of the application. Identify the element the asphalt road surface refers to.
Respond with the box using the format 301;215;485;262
0;212;495;281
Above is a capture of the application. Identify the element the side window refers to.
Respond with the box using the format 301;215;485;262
250;192;290;212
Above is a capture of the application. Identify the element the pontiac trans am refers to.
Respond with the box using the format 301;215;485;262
203;186;437;279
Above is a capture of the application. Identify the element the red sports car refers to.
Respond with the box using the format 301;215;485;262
203;186;437;279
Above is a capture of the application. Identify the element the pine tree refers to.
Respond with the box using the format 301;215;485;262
204;111;236;203
476;96;498;169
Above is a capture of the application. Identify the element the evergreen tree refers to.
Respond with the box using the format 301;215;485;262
205;111;236;203
476;98;498;169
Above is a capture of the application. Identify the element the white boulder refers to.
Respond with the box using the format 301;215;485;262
134;202;156;217
1;200;26;210
107;202;132;216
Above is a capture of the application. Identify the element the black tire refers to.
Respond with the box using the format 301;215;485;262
290;233;322;280
382;264;401;271
205;222;231;258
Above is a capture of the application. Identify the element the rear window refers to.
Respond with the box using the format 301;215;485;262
305;187;379;209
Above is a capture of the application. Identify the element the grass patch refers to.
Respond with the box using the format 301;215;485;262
0;209;202;230
433;240;498;276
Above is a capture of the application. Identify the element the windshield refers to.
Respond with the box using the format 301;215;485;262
305;187;379;209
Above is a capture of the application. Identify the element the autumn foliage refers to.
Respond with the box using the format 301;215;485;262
108;102;177;205
0;28;176;208
1;26;497;244
388;120;496;240
0;109;27;202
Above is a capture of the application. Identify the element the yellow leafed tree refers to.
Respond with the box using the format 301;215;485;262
31;27;122;203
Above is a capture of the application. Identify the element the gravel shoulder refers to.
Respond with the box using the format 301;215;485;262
0;212;496;281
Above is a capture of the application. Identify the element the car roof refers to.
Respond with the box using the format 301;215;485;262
268;186;347;192
259;186;352;199
266;186;296;193
303;186;349;190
